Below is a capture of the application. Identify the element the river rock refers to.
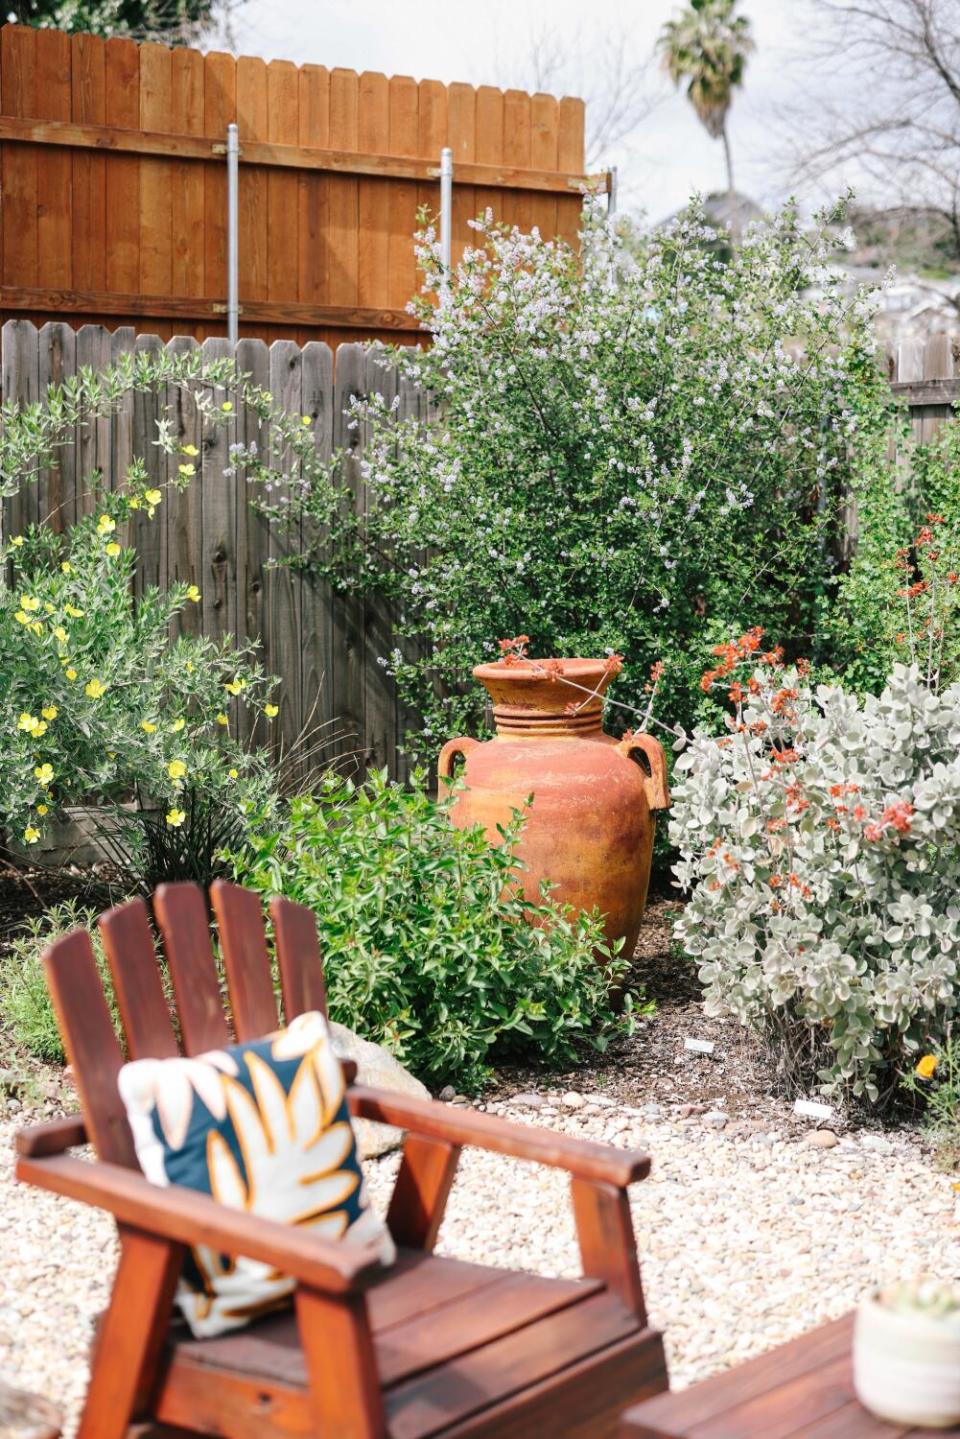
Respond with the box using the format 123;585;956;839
328;1020;430;1158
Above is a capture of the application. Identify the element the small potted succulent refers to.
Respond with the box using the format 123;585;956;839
854;1279;960;1427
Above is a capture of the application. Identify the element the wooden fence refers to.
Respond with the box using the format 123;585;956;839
889;331;959;443
0;24;597;350
2;317;425;774
5;322;959;783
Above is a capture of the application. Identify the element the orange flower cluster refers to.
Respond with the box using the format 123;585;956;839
771;687;799;716
864;800;914;842
498;635;530;666
700;627;764;693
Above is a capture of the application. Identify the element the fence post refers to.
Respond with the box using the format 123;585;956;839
226;123;240;345
439;146;453;304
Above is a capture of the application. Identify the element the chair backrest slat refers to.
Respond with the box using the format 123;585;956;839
153;882;231;1055
99;898;178;1060
44;930;138;1167
271;895;328;1021
210;880;278;1040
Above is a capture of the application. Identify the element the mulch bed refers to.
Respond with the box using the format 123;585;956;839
489;886;802;1125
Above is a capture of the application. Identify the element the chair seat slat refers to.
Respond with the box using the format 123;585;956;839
210;879;278;1040
153;883;231;1055
43;930;138;1167
270;895;328;1021
99;898;178;1060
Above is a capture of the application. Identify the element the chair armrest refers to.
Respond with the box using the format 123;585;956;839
17;1114;88;1157
16;1150;386;1295
348;1085;651;1187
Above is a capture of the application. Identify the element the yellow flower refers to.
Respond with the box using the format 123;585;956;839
171;717;186;733
128;497;140;510
10;535;24;547
215;712;229;726
105;541;122;558
141;720;157;734
178;463;196;477
167;759;188;781
228;767;238;779
915;1054;939;1080
60;562;71;574
32;720;47;736
301;415;312;426
225;678;246;696
41;705;57;721
166;808;186;828
181;444;199;458
65;605;84;618
85;678;107;700
185;584;201;603
17;713;35;732
65;668;77;682
96;515;116;535
14;611;30;626
30;622;42;636
22;826;40;844
53;626;68;645
144;488;162;505
20;594;40;612
264;703;279;718
221;400;233;413
35;803;48;816
43;602;55;614
34;763;54;786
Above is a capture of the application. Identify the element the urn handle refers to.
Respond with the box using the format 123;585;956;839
617;731;670;811
437;736;480;787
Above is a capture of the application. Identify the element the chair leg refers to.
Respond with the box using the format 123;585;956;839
571;1178;648;1324
78;1225;184;1439
296;1285;386;1439
386;1134;460;1250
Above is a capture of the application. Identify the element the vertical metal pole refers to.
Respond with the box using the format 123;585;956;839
607;166;619;220
439;146;453;304
226;123;240;344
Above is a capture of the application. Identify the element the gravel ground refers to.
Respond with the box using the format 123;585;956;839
2;897;959;1433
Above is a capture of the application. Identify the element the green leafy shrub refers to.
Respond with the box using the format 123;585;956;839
828;420;960;695
226;770;635;1091
257;200;893;753
671;633;960;1105
904;1044;960;1171
0;901;119;1063
1;485;276;866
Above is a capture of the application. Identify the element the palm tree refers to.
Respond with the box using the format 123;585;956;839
658;0;754;241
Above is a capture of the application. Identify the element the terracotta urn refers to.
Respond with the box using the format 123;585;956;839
438;657;670;958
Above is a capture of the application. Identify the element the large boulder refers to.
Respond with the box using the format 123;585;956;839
329;1020;430;1159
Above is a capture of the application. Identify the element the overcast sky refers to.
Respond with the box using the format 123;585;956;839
221;0;835;223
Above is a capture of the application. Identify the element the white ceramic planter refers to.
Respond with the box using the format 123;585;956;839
854;1291;960;1428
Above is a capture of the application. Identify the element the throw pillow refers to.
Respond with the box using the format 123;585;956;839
117;1009;395;1338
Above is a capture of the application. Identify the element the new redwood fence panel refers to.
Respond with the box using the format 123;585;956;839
1;319;411;776
0;24;601;351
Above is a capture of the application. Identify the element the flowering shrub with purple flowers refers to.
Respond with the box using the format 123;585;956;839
263;201;893;752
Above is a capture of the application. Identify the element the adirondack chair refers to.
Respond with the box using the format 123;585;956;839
15;879;668;1439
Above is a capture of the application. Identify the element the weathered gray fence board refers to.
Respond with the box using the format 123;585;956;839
331;343;367;766
267;339;305;764
1;320;408;780
300;340;336;763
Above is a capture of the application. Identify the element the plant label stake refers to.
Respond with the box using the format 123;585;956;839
794;1098;834;1120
